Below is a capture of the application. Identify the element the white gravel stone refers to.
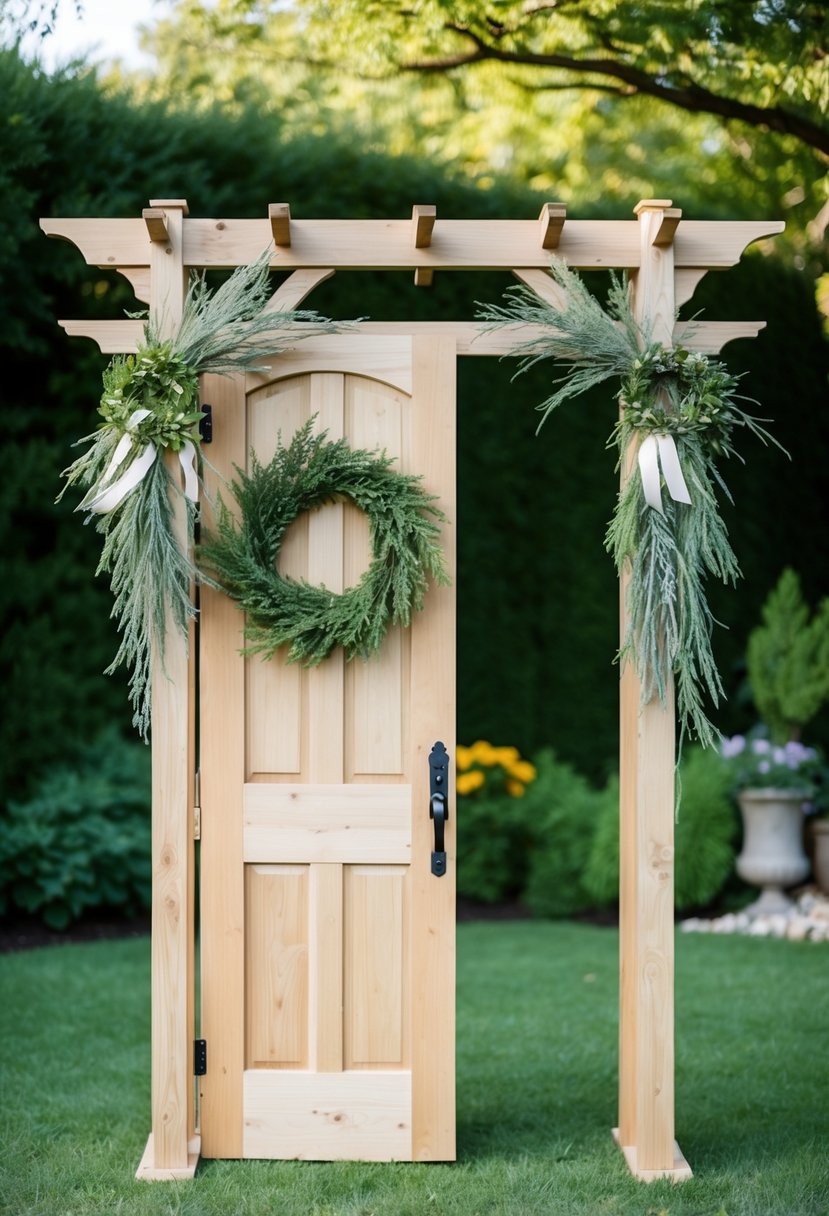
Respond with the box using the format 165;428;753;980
786;917;811;942
676;888;828;942
749;919;772;936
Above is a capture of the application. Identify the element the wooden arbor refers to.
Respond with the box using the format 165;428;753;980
42;198;782;1182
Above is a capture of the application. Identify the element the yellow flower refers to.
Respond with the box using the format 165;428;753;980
493;746;520;766
471;740;499;766
506;779;526;797
510;760;537;784
456;745;472;772
457;769;486;796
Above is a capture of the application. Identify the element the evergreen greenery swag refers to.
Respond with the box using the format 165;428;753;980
59;252;338;737
198;419;449;666
477;262;784;748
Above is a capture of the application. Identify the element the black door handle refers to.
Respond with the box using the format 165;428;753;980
428;741;449;877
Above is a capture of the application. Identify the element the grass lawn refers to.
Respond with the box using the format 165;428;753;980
1;921;827;1215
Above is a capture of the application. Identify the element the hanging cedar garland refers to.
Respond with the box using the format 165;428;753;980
59;252;339;736
477;261;786;748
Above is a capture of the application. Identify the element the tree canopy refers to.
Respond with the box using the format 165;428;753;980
136;1;828;258
326;1;828;154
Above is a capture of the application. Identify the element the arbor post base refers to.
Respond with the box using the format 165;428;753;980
135;1134;201;1182
611;1128;692;1183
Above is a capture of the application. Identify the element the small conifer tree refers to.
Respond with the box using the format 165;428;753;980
746;569;829;743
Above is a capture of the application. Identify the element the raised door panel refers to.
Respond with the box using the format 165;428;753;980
245;371;411;786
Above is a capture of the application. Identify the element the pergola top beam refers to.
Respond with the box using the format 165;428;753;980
40;216;784;273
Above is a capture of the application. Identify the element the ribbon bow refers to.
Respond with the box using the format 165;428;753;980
79;408;199;515
637;432;692;516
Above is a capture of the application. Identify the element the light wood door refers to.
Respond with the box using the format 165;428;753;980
199;335;456;1162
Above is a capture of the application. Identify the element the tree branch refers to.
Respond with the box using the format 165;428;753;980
401;25;829;157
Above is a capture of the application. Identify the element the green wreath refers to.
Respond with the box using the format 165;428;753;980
199;418;450;664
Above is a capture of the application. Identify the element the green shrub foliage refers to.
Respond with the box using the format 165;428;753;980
584;746;737;912
0;731;151;929
457;792;534;904
457;749;616;916
523;757;618;919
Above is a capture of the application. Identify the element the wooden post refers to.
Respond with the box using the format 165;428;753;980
136;199;200;1181
614;199;692;1183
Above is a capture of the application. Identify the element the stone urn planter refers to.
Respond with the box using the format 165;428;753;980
736;788;810;916
811;819;829;896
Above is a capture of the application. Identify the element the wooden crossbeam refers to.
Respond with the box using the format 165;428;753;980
269;203;292;247
538;202;566;249
40;216;784;272
59;317;767;357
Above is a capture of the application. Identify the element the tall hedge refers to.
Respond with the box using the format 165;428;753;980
1;49;827;804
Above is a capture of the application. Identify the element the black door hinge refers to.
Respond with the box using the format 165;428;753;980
194;1039;207;1077
199;404;213;444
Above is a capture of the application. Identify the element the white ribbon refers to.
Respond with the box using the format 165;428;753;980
80;408;199;515
637;433;692;516
178;439;199;505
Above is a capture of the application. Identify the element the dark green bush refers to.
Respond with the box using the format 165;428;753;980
584;745;738;912
457;791;534;904
0;730;151;928
522;755;618;919
457;748;616;915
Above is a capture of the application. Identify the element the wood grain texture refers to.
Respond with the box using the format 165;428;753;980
344;866;408;1068
309;864;344;1072
345;377;407;779
243;784;412;864
617;201;683;1176
59;316;765;359
246;866;309;1068
146;201;196;1175
199;370;248;1159
265;268;335;312
246;335;413;396
199;336;455;1163
135;1134;200;1181
246;378;308;779
409;335;457;1162
243;1071;412;1160
308;380;346;784
40;214;784;273
612;1128;693;1183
